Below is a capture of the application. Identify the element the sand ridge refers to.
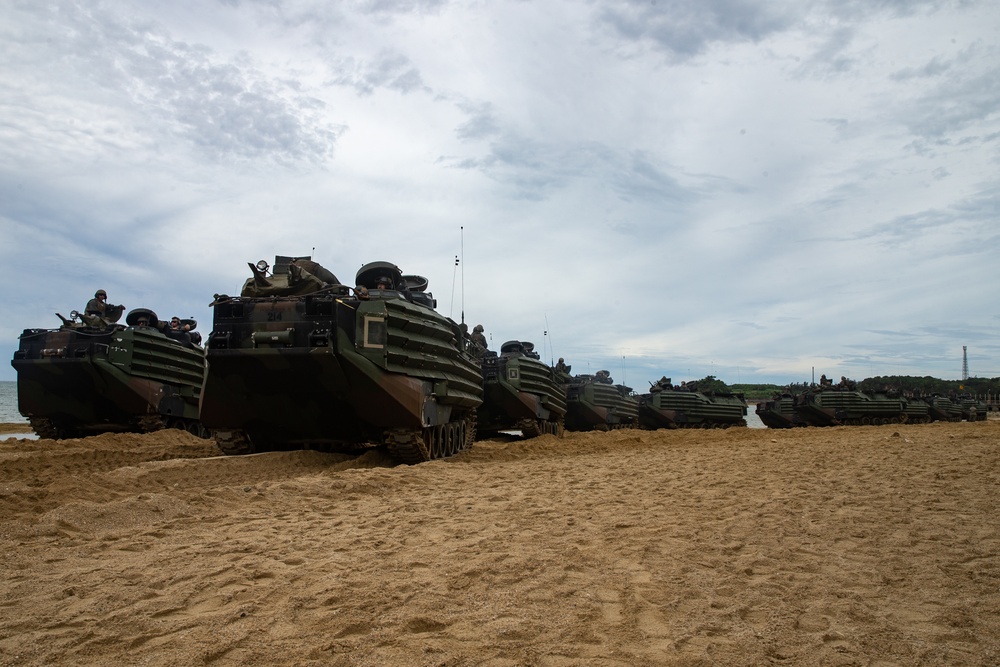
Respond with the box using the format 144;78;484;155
0;422;998;666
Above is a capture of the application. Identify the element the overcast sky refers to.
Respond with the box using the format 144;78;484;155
2;0;998;388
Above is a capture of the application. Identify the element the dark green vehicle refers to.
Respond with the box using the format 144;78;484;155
639;377;748;429
794;386;908;426
477;340;567;438
11;307;207;439
199;256;483;463
921;394;964;422
956;395;988;422
561;370;639;431
901;394;932;424
755;393;806;428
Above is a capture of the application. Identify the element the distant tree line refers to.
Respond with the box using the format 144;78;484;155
856;375;1000;396
729;383;783;397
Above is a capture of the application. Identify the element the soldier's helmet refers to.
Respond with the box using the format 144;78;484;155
558;357;564;363
95;289;107;298
473;324;484;332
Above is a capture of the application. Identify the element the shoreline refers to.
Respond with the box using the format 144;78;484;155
0;422;32;433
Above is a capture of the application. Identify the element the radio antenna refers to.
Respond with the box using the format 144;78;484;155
450;254;459;319
544;313;553;365
460;226;465;325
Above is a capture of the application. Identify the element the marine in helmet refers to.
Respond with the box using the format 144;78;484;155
470;324;488;350
84;289;125;322
555;357;568;373
170;316;191;332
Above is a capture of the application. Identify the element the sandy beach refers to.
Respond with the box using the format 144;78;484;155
1;420;998;666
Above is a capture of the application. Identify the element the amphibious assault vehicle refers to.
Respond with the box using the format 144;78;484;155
957;395;988;422
793;387;909;426
758;387;981;428
477;340;567;438
639;378;748;429
921;394;964;422
901;395;932;424
561;371;638;431
11;307;207;439
199;256;483;463
754;393;806;428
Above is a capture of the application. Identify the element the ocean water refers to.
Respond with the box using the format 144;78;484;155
745;408;765;429
0;381;27;423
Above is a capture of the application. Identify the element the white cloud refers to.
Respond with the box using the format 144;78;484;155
2;0;999;384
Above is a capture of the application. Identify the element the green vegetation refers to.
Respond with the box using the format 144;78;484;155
730;383;784;398
856;376;1000;396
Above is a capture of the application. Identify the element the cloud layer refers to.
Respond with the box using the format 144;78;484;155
2;0;998;385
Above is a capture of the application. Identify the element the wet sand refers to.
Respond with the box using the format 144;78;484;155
1;421;998;666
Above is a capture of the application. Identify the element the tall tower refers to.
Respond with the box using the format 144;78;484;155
962;346;969;381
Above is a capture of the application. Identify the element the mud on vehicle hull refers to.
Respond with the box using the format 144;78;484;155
200;264;483;463
11;324;207;439
638;390;747;430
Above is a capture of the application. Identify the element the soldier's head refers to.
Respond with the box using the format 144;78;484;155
170;317;181;329
558;357;564;363
375;275;392;289
95;289;107;299
473;324;484;333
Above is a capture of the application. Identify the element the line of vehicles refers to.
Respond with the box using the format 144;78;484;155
755;386;988;428
10;255;985;462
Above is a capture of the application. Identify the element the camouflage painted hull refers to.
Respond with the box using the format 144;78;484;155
923;396;964;422
639;390;748;429
563;380;638;431
11;326;206;438
957;397;988;422
754;396;805;428
478;350;567;438
200;292;483;461
902;397;932;424
794;390;907;426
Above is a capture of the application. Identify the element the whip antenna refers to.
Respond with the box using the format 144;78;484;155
460;226;465;325
544;313;553;366
450;254;459;319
